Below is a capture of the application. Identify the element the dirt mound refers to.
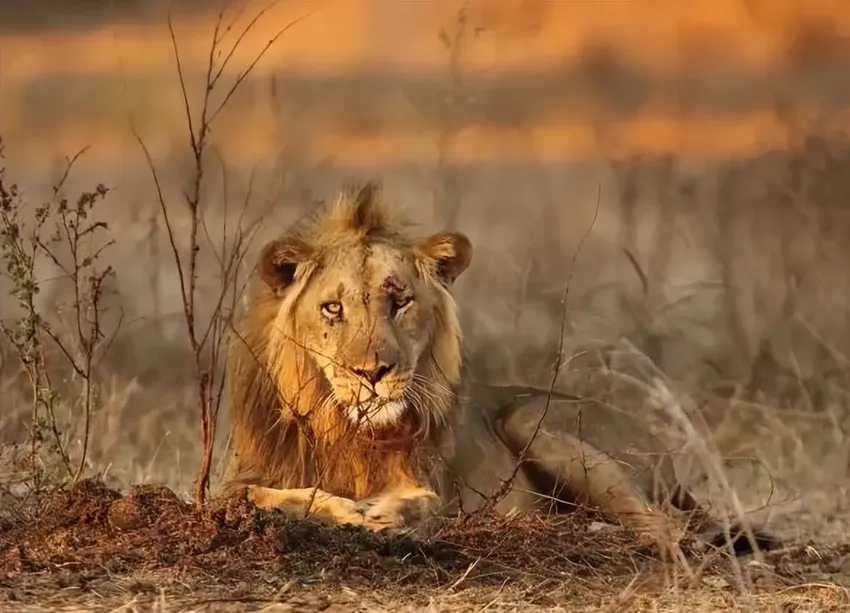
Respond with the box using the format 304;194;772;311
0;479;493;588
0;480;655;609
2;479;649;589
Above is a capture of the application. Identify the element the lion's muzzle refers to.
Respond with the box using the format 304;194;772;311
345;398;408;428
333;365;413;428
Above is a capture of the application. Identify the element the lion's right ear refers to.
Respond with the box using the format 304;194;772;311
415;231;473;286
258;238;312;295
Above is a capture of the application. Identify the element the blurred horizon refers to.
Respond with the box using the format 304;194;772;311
2;0;850;168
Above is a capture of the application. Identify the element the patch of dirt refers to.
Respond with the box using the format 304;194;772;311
1;479;850;611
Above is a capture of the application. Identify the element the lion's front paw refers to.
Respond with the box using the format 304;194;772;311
246;484;277;510
245;485;364;526
356;489;442;533
356;496;406;531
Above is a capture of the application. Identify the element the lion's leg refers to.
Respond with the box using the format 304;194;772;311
498;408;683;550
247;485;365;526
534;434;683;545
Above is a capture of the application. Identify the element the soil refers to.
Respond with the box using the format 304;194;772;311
1;479;850;612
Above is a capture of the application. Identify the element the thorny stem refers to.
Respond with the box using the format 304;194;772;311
139;4;308;508
73;270;111;483
0;143;114;489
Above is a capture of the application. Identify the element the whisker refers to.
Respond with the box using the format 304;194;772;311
405;380;449;431
409;379;450;409
412;372;453;397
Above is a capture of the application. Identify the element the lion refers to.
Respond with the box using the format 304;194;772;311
220;180;779;555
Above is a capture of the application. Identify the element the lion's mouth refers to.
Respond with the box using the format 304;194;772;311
344;399;407;428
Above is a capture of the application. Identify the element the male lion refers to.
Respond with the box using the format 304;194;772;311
220;181;778;555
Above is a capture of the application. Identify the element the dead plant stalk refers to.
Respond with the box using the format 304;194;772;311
133;4;310;507
0;141;116;488
489;186;601;507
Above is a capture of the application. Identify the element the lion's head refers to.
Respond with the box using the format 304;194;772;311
252;181;471;442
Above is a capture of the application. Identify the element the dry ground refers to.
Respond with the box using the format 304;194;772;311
0;479;849;612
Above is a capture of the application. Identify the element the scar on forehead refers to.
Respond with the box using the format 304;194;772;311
381;274;408;294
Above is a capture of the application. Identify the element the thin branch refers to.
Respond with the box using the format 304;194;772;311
131;127;191;340
208;13;315;126
137;2;311;507
490;186;602;507
167;9;199;159
210;0;287;88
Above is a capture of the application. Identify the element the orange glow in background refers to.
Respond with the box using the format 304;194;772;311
2;0;850;165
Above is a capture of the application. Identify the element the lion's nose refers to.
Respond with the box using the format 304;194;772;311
353;362;396;385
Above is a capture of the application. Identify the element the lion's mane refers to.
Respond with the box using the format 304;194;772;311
221;183;465;500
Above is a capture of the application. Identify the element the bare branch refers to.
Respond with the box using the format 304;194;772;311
208;13;316;126
490;186;602;507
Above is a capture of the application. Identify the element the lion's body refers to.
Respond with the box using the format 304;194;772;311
220;181;778;554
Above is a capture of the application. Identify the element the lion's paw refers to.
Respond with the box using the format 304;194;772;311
356;496;406;531
245;485;364;526
245;484;277;510
356;489;442;534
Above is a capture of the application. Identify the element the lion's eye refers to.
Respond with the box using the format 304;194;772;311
391;295;413;316
320;301;343;318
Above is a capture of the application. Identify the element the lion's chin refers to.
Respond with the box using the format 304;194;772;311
344;399;407;429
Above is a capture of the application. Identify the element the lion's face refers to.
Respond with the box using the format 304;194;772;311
291;241;439;427
258;211;472;430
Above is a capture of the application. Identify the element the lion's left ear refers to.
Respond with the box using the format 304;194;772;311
258;236;313;296
415;231;473;285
